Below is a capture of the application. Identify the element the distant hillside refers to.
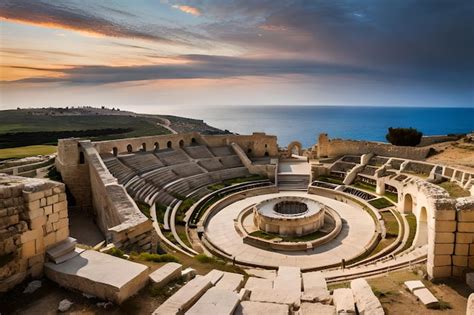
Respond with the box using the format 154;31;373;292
0;107;229;149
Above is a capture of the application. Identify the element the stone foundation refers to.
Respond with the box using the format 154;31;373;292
0;174;68;292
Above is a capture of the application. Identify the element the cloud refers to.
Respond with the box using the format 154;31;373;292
2;54;380;85
172;5;201;16
0;0;173;43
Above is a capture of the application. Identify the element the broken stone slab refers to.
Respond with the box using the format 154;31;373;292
333;288;356;314
467;293;474;315
350;278;384;315
239;288;251;301
202;269;224;285
46;237;77;261
412;288;439;308
153;276;212;315
54;247;85;265
249;287;300;307
182;268;196;281
58;299;73;312
244;277;273;291
302;271;331;303
45;250;149;304
149;262;182;288
272;266;301;306
404;280;425;293
300;302;336;315
23;280;42;294
185;287;240;315
234;301;289;315
215;271;244;292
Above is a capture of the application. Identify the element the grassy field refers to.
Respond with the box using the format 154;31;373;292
0;145;57;160
438;181;470;198
368;197;393;209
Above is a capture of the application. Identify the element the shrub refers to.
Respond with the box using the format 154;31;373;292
137;252;179;263
386;127;423;146
195;253;217;264
107;247;125;259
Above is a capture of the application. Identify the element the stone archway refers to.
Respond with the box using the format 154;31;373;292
288;141;303;156
403;193;413;214
414;206;429;247
127;144;133;153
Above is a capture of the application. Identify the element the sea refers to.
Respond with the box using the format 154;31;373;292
144;105;474;148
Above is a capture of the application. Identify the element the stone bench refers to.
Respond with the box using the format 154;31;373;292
185;287;240;315
333;288;356;314
149;262;183;288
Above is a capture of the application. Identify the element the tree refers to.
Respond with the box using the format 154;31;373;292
386;127;423;146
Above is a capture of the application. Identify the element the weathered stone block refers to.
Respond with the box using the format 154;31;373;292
58;193;67;202
58;210;68;219
453;255;468;267
20;228;42;244
433;243;454;255
458;222;474;232
432;255;451;266
43;205;53;215
39;198;47;207
456;232;473;244
434;220;456;232
30;215;46;230
27;200;41;211
455;244;469;256
25;207;44;220
53;201;67;213
24;191;44;202
47;194;59;205
149;262;182;288
22;240;36;258
458;210;474;222
433;232;455;243
44;232;56;247
47;212;59;223
427;264;452;278
56;227;69;243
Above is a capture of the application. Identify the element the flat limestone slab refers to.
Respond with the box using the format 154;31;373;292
301;302;336;315
333;288;356;314
202;269;224;285
215;271;245;291
234;301;289;315
404;280;425;293
350;278;384;315
44;250;148;304
149;262;182;288
185;287;240;315
153;276;212;315
245;277;273;291
302;271;330;303
272;266;301;306
413;288;439;308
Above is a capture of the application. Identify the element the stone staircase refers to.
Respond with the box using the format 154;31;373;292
46;237;82;264
277;174;310;190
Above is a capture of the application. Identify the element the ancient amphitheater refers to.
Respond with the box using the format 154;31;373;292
1;131;473;314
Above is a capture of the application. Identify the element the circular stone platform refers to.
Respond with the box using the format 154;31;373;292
253;196;325;236
204;191;376;270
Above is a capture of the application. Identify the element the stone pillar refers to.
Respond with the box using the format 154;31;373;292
317;134;329;158
376;178;385;195
427;202;456;279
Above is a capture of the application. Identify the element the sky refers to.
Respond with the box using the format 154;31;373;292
0;0;473;110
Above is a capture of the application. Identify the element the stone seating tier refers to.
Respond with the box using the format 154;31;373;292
210;146;234;156
102;158;136;184
183;145;215;159
155;149;190;165
198;158;225;171
220;155;244;168
118;152;164;174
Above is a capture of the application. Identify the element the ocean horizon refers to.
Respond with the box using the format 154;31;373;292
146;105;474;147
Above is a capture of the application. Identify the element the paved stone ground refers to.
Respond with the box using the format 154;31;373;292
278;160;311;175
205;191;375;269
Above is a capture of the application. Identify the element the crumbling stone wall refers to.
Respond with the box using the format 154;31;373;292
0;174;68;292
316;133;430;160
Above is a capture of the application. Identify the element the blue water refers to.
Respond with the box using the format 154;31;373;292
150;106;473;147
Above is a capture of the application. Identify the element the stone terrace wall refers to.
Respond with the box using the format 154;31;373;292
0;174;68;292
453;197;474;278
317;134;430;160
80;142;154;252
202;132;278;157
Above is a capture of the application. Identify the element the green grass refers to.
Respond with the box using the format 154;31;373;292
353;181;376;192
249;229;327;242
135;201;151;218
0;145;56;160
176;225;192;248
155;202;167;223
437;181;470;198
207;183;226;191
381;211;399;238
385;191;398;202
222;174;266;185
316;175;344;185
368;198;393;209
176;198;196;224
106;247;125;259
401;214;417;252
133;252;180;263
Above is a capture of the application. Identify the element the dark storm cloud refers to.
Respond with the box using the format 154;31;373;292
187;0;474;79
3;54;380;84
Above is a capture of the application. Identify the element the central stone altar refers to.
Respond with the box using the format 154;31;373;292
252;196;326;237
